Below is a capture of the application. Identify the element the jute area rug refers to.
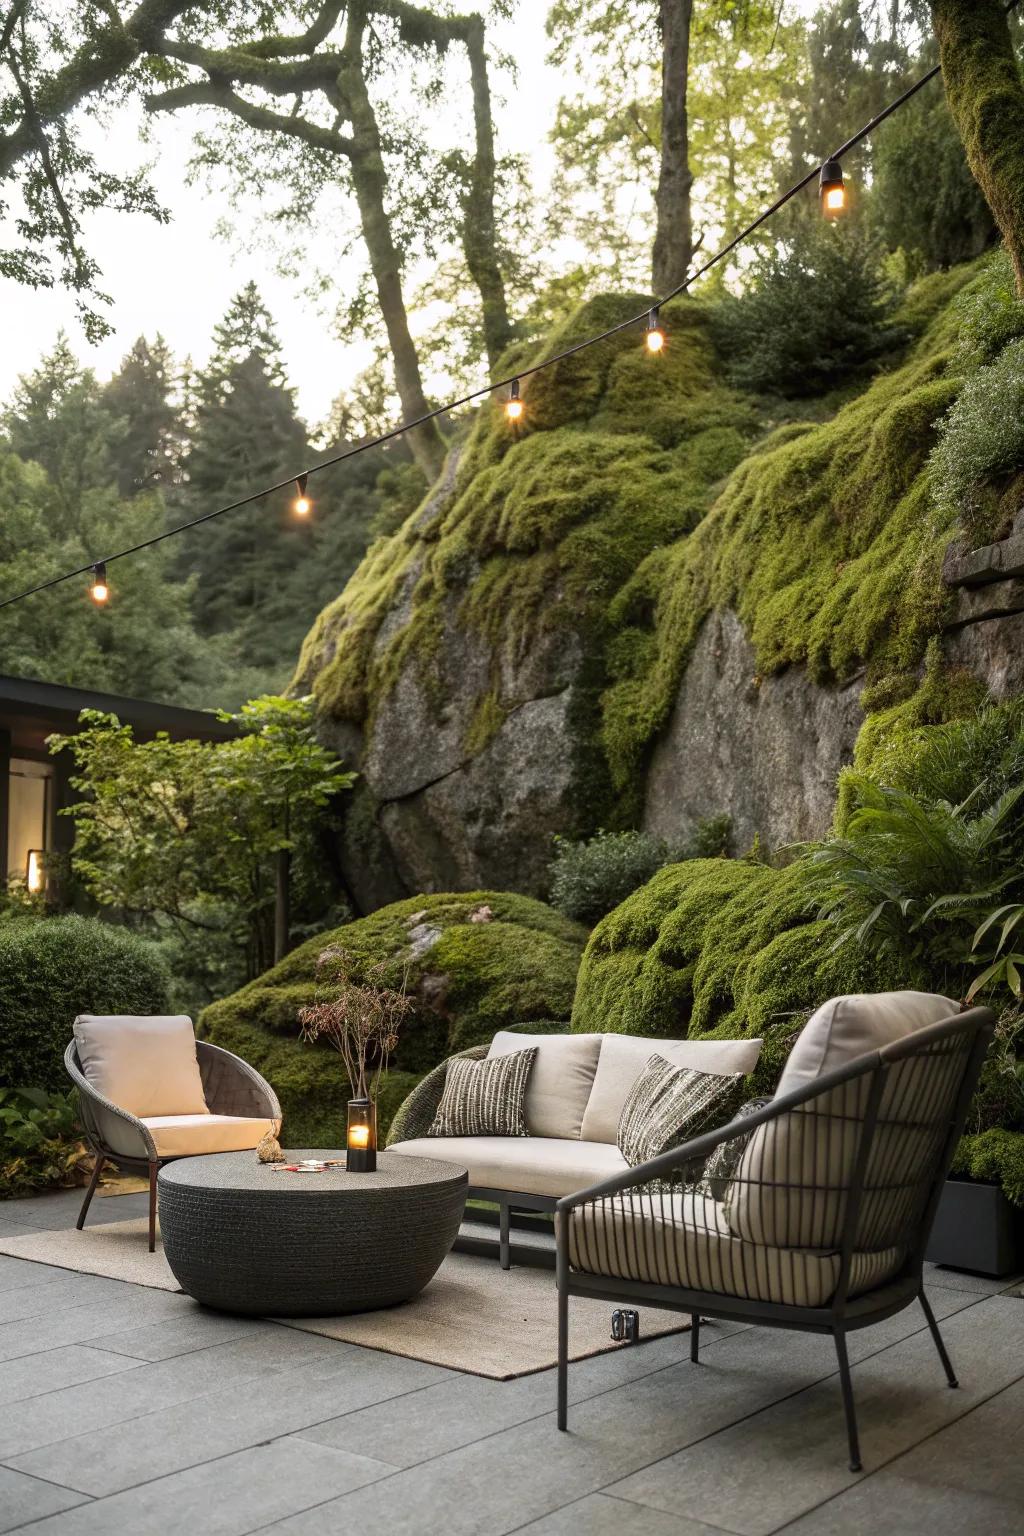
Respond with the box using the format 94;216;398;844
0;1217;687;1379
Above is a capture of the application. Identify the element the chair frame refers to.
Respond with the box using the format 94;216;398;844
65;1038;281;1252
555;1006;996;1471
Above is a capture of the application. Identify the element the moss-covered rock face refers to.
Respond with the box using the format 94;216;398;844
571;858;903;1094
198;891;586;1146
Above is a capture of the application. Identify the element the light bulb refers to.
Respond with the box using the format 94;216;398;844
90;563;109;605
646;307;665;353
293;475;312;516
819;158;846;216
505;380;523;423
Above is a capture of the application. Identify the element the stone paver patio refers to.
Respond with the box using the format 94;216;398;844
0;1188;1021;1535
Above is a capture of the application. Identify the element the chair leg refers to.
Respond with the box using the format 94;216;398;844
148;1162;158;1253
557;1281;569;1431
834;1328;862;1473
499;1201;511;1270
76;1154;105;1231
919;1289;958;1388
690;1313;700;1363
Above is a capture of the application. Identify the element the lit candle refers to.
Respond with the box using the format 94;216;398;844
348;1123;370;1150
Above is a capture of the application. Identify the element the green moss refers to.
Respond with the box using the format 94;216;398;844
200;891;587;1139
571;858;901;1053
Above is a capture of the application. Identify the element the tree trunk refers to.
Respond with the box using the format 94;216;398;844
932;0;1024;296
461;16;513;369
652;0;695;295
337;12;447;481
274;845;290;965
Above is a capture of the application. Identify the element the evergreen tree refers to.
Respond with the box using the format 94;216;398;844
102;335;183;498
1;337;112;529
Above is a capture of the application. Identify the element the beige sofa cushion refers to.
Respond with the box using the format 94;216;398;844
73;1014;208;1118
725;992;958;1250
389;1134;628;1199
580;1033;764;1145
569;1190;902;1308
144;1114;275;1157
487;1031;602;1139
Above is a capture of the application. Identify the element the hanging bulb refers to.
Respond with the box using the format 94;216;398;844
293;473;312;517
90;562;109;605
646;307;665;353
505;379;524;423
819;158;846;216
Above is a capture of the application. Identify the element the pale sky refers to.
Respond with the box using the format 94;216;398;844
0;7;562;426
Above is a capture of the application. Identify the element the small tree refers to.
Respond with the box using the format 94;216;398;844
51;696;353;978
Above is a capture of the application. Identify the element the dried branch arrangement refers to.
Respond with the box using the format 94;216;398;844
298;947;414;1100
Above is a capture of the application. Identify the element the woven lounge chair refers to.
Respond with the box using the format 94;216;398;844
66;1016;280;1252
555;999;996;1471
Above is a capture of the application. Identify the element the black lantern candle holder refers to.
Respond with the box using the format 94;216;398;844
346;1097;377;1172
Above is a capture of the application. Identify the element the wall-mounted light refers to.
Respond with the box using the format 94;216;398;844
25;850;44;895
819;158;846;216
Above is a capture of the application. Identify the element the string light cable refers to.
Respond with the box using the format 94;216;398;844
2;3;1019;616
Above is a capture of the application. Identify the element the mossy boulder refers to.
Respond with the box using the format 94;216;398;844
199;891;587;1146
571;858;903;1095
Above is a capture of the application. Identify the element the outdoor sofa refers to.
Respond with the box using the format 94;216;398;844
387;1028;764;1267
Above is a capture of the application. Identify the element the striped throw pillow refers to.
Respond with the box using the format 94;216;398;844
428;1047;537;1138
617;1054;743;1169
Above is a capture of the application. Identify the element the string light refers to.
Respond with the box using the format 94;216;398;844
505;379;523;423
6;4;1013;619
645;307;665;353
293;473;312;517
819;159;846;216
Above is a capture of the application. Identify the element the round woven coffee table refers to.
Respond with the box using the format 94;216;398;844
158;1148;468;1316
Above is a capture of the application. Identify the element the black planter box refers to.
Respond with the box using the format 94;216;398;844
926;1177;1024;1278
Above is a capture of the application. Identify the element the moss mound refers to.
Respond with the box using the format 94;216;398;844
571;858;902;1094
199;891;586;1145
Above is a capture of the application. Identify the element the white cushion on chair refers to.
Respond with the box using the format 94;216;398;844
143;1114;275;1157
73;1015;208;1118
569;1191;902;1308
776;991;958;1093
390;1135;628;1198
487;1031;602;1140
579;1034;764;1145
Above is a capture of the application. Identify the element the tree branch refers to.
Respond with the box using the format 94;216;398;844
144;80;355;156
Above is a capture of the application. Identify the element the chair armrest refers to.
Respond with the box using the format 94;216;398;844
386;1044;488;1145
64;1041;157;1161
197;1041;281;1124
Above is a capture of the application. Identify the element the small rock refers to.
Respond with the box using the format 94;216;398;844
469;904;493;924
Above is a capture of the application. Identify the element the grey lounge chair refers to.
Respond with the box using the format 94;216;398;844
555;1003;996;1472
66;1035;280;1251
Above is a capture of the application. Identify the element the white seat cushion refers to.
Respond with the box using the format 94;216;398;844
487;1031;602;1140
390;1135;629;1199
726;992;959;1249
143;1115;276;1157
74;1015;208;1118
579;1033;764;1145
570;1191;902;1308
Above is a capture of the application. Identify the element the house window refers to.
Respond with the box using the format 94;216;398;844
6;759;53;890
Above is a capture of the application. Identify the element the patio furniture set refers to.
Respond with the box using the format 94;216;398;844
66;992;995;1472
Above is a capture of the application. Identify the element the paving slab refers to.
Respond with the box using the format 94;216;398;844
0;1257;90;1293
0;1342;142;1404
7;1434;392;1536
0;1466;90;1533
514;1491;730;1535
0;1272;135;1325
88;1307;266;1361
923;1261;1024;1296
606;1295;1024;1536
6;1342;445;1494
0;1286;188;1364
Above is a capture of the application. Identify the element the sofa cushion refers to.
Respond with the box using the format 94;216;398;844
389;1135;629;1198
569;1190;902;1308
725;992;958;1249
487;1031;602;1140
580;1033;764;1145
695;1097;772;1201
428;1049;536;1138
73;1014;208;1119
144;1114;276;1157
617;1056;743;1167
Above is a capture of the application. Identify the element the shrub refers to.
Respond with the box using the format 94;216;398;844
0;1087;91;1198
548;830;677;926
0;915;170;1092
930;337;1024;533
713;223;904;396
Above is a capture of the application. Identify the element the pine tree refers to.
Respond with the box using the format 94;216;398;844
1;336;112;530
102;335;183;498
